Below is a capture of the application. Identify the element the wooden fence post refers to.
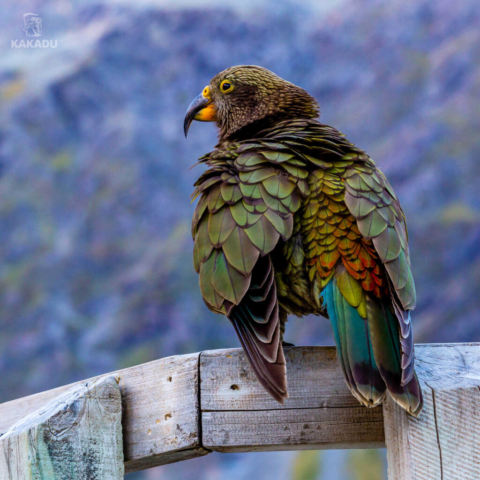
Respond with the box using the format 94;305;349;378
0;375;123;480
384;344;480;480
1;344;479;477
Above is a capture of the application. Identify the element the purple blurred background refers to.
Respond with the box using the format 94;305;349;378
1;0;479;478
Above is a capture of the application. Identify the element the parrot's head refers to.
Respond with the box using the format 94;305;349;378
184;65;319;141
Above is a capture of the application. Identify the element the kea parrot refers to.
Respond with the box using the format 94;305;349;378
184;65;423;416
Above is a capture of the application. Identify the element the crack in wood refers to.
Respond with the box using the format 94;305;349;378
431;389;444;480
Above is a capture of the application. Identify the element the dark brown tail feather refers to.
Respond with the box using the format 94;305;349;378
230;312;287;403
228;255;288;403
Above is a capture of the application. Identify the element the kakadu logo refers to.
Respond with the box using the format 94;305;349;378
23;13;42;37
11;14;58;48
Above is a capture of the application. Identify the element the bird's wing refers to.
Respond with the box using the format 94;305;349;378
192;144;307;402
342;156;416;383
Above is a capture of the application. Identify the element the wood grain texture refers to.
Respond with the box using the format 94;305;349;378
0;353;208;474
200;347;385;451
384;343;480;480
2;344;478;475
0;376;123;480
119;353;208;473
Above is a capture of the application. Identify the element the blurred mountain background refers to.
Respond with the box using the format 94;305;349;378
1;0;479;478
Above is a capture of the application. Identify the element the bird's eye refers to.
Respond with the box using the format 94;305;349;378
220;80;234;93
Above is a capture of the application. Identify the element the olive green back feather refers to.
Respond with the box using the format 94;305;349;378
192;117;422;415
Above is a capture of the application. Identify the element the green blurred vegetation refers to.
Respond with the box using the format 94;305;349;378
347;450;385;480
292;451;322;480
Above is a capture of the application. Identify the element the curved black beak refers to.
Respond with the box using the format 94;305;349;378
184;88;215;138
184;93;210;138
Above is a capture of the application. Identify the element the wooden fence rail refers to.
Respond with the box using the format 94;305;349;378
0;343;479;479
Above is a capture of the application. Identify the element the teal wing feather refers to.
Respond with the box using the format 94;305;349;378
343;159;416;383
366;295;423;416
341;156;422;415
323;279;386;406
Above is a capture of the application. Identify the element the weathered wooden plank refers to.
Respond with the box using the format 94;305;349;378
200;347;385;451
201;347;375;410
118;353;208;472
3;344;478;475
203;407;383;452
384;343;480;480
0;353;208;473
0;376;123;480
